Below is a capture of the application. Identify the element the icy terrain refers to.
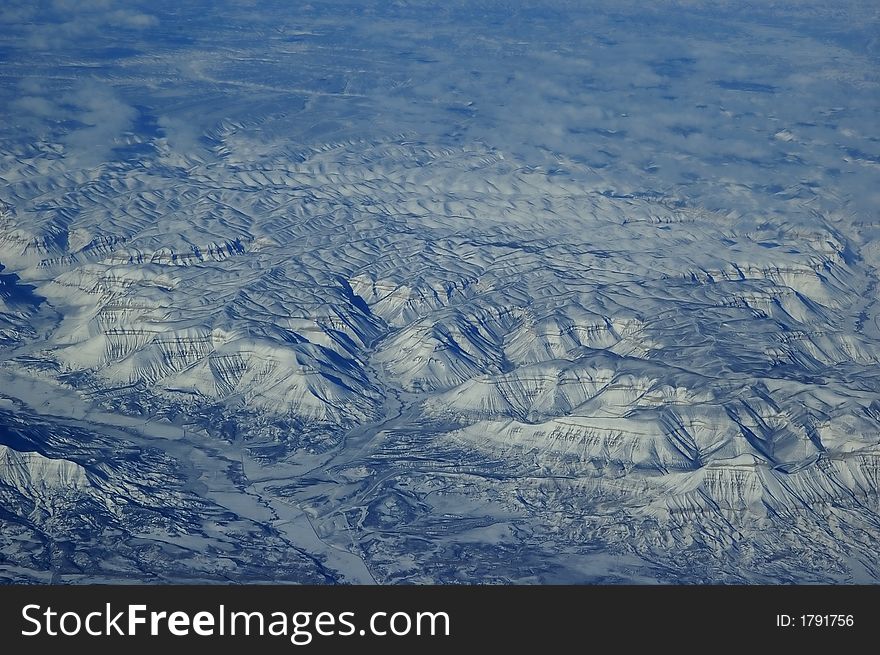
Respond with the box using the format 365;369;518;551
1;0;879;583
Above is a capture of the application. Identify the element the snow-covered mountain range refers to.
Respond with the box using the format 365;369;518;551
1;0;878;583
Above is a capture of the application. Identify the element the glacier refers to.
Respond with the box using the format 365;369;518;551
0;0;879;583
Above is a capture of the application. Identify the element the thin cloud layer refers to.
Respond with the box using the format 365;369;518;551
5;0;159;53
59;82;138;166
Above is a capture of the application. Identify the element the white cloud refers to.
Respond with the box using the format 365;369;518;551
12;96;58;118
157;114;204;155
17;0;158;52
57;82;137;166
108;9;159;29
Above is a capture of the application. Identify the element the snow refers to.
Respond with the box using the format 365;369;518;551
0;0;879;583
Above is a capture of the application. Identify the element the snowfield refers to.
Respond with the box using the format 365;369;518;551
1;0;879;583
